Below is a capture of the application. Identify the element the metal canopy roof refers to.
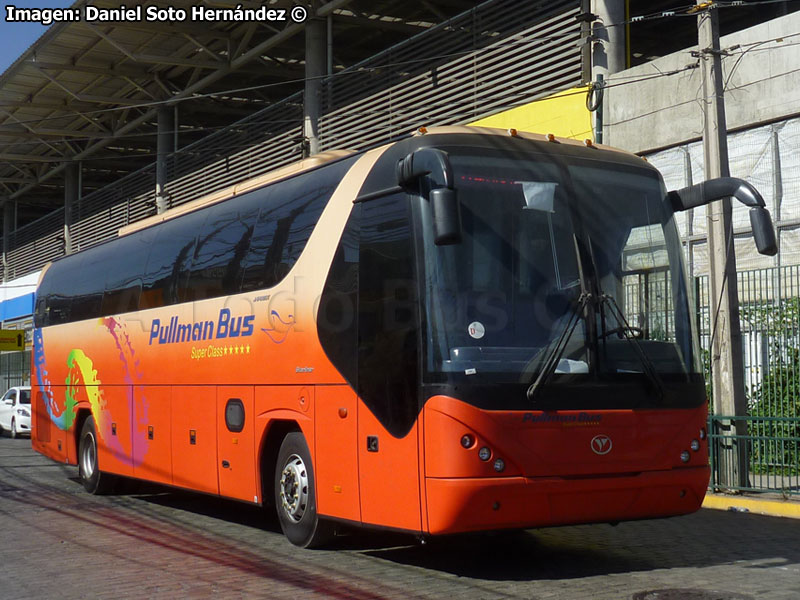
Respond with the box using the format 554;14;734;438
0;0;479;228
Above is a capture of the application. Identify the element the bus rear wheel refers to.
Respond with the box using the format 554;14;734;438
78;417;113;494
274;432;332;548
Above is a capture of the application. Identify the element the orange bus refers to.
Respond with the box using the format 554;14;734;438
32;127;776;547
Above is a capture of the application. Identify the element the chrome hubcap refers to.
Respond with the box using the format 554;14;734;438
279;454;308;522
81;432;96;479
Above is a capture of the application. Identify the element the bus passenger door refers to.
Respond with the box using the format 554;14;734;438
216;386;256;503
172;385;218;494
356;194;422;532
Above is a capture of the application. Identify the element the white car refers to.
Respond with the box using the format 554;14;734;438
0;386;31;438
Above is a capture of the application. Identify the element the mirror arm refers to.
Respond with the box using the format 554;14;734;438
396;147;454;190
668;177;765;211
668;177;777;257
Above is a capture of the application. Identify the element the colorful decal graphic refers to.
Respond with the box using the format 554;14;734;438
103;317;148;466
34;328;76;430
261;310;295;344
34;318;150;467
64;347;125;460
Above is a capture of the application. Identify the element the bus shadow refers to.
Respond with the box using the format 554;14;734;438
66;475;284;533
58;471;800;584
360;511;800;581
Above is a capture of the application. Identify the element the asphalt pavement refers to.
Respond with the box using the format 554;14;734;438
1;435;799;600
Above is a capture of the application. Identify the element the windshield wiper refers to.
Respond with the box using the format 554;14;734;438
600;294;666;402
526;292;590;402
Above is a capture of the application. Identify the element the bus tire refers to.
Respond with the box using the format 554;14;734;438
274;432;331;548
78;417;113;495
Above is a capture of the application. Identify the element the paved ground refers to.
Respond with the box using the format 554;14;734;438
1;435;799;600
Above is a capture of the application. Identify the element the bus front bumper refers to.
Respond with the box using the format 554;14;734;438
425;466;710;535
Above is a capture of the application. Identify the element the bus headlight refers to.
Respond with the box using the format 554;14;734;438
461;434;475;449
690;439;701;452
493;458;505;473
680;451;691;463
478;446;492;461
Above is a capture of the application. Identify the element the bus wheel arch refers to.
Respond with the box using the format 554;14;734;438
258;419;300;510
73;408;92;461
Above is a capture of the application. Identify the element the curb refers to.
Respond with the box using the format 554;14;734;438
703;493;800;519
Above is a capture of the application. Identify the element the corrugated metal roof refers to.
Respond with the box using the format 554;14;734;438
0;0;477;228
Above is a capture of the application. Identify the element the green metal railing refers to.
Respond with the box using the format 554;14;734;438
709;415;800;497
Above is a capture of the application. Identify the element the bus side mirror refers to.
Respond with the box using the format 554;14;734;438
749;207;778;256
668;177;777;256
430;188;461;245
397;147;462;245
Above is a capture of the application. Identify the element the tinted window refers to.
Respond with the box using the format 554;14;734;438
240;156;356;292
101;229;154;316
139;210;206;309
318;205;360;387
37;155;357;325
184;191;263;302
69;245;115;321
357;194;419;438
19;390;30;404
35;252;84;326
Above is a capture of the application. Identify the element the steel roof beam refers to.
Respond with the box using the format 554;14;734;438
7;0;356;203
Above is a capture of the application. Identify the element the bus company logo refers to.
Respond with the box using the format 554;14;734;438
590;435;613;455
261;309;296;344
149;308;254;345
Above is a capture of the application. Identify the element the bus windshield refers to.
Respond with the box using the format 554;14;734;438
417;148;702;409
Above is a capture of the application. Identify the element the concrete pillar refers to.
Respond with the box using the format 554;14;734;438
304;10;326;157
591;0;626;78
64;162;79;255
2;200;10;283
156;106;175;214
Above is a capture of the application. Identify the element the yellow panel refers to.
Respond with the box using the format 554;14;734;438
468;85;593;141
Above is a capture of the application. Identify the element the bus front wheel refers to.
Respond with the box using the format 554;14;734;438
274;432;331;548
78;417;113;494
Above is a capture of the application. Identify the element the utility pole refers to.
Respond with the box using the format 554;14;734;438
696;1;749;490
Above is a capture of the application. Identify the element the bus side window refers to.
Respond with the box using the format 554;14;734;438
36;252;84;326
240;157;357;293
139;209;206;310
357;194;419;438
101;229;153;317
70;245;114;321
185;189;262;302
318;204;361;387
